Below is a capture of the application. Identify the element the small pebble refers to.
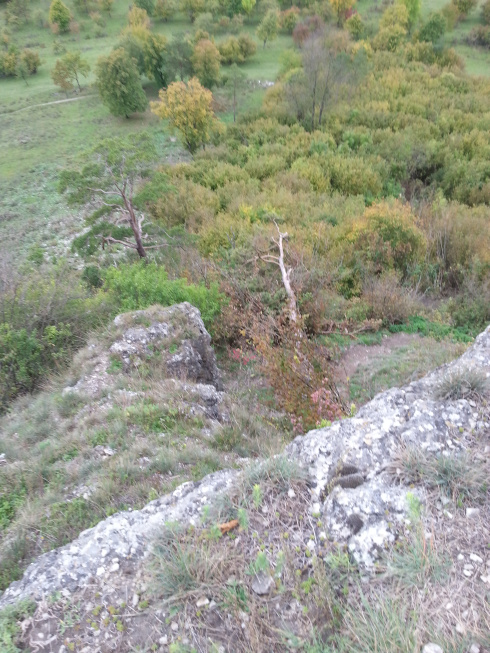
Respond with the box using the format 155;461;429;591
469;644;480;653
196;596;209;608
132;593;139;608
159;635;168;645
171;622;178;632
466;508;480;518
422;644;443;653
469;554;483;564
287;488;296;499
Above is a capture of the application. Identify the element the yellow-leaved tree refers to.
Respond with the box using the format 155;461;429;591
329;0;355;26
151;77;218;153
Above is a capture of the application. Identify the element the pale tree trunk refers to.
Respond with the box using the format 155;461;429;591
261;222;299;324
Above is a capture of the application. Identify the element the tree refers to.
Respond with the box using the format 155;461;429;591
481;0;490;25
286;33;365;130
257;10;278;47
134;0;155;16
180;0;205;22
95;48;147;118
120;26;167;87
452;0;477;18
16;56;29;84
52;51;90;93
73;0;92;15
483;0;490;25
99;0;114;16
241;0;256;15
151;77;217;153
20;49;41;74
59;134;163;259
345;12;364;39
373;3;409;51
0;47;41;79
192;38;221;88
329;0;355;27
49;0;71;32
128;5;151;28
154;0;177;21
223;63;247;121
399;0;421;32
5;0;30;28
281;7;300;34
165;34;193;81
418;13;446;43
379;2;409;30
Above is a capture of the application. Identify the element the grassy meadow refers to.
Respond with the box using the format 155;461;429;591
0;0;287;260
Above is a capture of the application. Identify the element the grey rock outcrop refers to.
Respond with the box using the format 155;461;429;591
67;303;222;399
111;303;223;390
1;321;488;608
0;470;237;607
286;325;490;568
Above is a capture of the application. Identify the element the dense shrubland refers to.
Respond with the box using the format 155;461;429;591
1;0;490;425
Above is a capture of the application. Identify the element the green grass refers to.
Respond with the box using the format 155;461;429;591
349;337;467;405
388;316;475;342
0;599;36;653
0;1;287;262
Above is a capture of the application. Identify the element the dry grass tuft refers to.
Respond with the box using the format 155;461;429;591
435;366;490;401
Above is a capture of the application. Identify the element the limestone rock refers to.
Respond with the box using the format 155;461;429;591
251;572;274;596
66;303;222;400
111;303;222;390
1;321;489;609
286;324;490;568
422;644;444;653
0;470;236;608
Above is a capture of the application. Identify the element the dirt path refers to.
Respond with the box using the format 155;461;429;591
339;332;422;381
1;94;92;116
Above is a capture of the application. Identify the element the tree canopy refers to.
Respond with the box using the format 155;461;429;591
59;134;162;258
151;77;217;153
95;48;148;118
192;38;221;89
51;51;90;93
257;10;278;47
49;0;71;32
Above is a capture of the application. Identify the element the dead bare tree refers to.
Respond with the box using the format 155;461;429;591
260;222;300;324
286;30;367;130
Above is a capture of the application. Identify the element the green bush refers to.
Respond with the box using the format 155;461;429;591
0;262;111;411
418;13;446;43
343;200;426;277
483;0;490;25
388;315;474;342
0;600;36;653
103;263;224;330
49;0;71;32
134;0;155;16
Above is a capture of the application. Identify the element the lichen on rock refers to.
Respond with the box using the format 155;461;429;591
1;317;488;609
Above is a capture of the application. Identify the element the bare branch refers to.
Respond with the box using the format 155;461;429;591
261;222;299;323
87;187;120;197
102;236;138;250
